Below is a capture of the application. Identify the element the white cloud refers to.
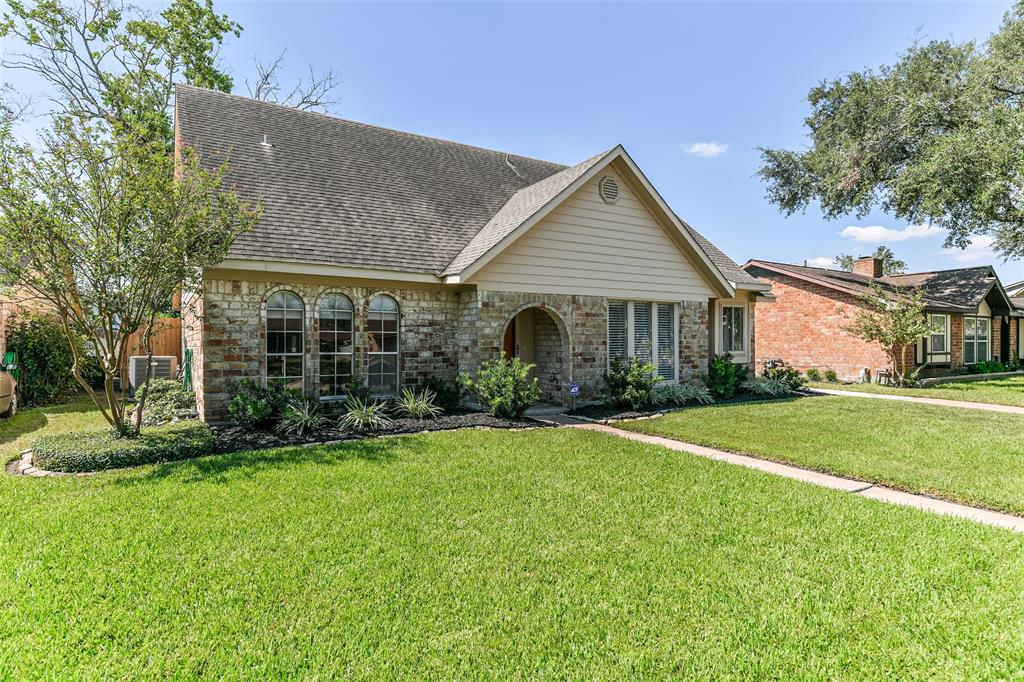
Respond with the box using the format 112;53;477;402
799;256;835;268
681;142;728;158
939;235;997;263
839;223;941;243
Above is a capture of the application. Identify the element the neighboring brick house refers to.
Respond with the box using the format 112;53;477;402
176;86;769;421
743;257;1021;381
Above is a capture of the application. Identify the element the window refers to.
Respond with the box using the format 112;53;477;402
721;305;745;353
318;293;354;397
928;314;947;354
367;295;399;396
266;290;304;390
963;316;990;365
607;300;676;380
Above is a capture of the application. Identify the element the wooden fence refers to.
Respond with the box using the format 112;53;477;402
120;317;182;380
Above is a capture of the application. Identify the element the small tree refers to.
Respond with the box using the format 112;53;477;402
834;246;907;275
843;284;934;385
0;118;260;434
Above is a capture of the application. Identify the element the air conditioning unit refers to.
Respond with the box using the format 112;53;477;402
127;356;178;396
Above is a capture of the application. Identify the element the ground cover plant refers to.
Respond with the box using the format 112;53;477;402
807;375;1024;408
2;426;1024;678
621;394;1024;515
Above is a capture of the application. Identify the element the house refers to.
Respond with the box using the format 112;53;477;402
175;85;769;421
743;256;1021;380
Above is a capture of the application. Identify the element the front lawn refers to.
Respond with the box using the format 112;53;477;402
807;375;1024;407
0;396;107;466
621;394;1024;515
3;423;1024;677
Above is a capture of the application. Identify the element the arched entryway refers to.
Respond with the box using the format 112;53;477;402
501;306;568;404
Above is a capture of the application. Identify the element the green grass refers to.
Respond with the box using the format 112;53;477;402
807;375;1024;407
0;396;107;465
3;423;1024;678
621;395;1024;515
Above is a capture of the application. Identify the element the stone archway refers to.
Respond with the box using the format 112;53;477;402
501;305;569;404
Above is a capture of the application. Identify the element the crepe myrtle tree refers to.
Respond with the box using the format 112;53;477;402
759;1;1024;259
842;284;935;386
0;117;260;435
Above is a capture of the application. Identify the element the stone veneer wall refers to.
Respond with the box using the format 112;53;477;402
188;275;716;420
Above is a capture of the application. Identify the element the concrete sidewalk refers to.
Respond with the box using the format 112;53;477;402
806;387;1024;416
556;418;1024;533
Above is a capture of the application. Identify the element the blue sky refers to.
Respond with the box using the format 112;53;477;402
6;1;1019;280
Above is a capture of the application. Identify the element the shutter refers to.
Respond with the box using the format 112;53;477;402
608;301;627;362
633;302;652;364
657;303;674;379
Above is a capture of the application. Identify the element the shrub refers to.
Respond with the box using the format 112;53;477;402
136;378;195;426
823;369;839;383
805;368;822;382
602;357;662;411
421;376;462;414
762;362;804;390
460;352;540;420
396;388;443;420
741;376;795;397
976;360;1007;374
227;378;296;429
33;421;214;473
339;397;393;431
4;312;81;407
652;383;714;407
702;354;750;399
277;398;331;437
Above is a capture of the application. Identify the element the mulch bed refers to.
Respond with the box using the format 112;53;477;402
568;390;823;423
212;411;549;454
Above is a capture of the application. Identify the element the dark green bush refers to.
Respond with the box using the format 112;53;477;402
702;354;750;399
33;421;214;473
137;378;195;425
461;352;540;419
761;362;804;390
974;360;1007;374
4;312;81;407
805;368;822;382
227;378;296;429
823;369;839;383
421;376;462;414
603;356;662;410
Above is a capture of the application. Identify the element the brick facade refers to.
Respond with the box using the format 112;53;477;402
184;275;716;421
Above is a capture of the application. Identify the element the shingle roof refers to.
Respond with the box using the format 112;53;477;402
176;85;755;285
744;260;1010;311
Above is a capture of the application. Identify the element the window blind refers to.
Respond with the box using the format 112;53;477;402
608;301;627;362
657;303;674;379
633;303;652;364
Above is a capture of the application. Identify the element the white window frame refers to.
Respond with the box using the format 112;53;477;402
715;299;750;363
607;300;679;382
317;293;355;400
266;290;305;391
963;316;991;365
367;294;400;397
925;313;950;363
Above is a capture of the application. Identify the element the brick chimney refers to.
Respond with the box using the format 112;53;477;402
853;256;883;278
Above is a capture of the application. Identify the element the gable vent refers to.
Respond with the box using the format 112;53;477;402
598;175;620;204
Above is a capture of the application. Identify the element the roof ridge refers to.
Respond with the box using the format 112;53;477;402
175;84;569;170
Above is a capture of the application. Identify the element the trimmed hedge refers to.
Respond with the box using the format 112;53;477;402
33;421;214;473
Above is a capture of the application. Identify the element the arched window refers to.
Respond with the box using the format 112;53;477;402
318;293;354;397
367;295;399;396
266;290;304;390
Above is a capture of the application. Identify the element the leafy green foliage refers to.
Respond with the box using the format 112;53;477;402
227;378;295;430
339;397;393;431
396;388;443;420
967;360;1008;375
823;369;839;383
602;356;662;410
833;246;907;275
761;362;804;390
4;312;80;407
702;354;750;399
741;376;796;398
805;368;822;382
136;378;194;426
32;420;213;472
843;284;934;385
651;383;714;407
461;353;541;420
276;398;331;437
420;376;462;414
759;3;1024;258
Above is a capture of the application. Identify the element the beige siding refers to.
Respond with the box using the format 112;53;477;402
468;170;717;301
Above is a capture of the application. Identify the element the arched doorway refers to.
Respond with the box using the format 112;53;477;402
501;306;567;404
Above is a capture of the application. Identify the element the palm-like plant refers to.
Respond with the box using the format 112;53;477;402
339;397;393;431
395;388;443;420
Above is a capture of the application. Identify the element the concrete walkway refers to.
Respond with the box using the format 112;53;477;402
554;418;1024;533
806;387;1024;416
